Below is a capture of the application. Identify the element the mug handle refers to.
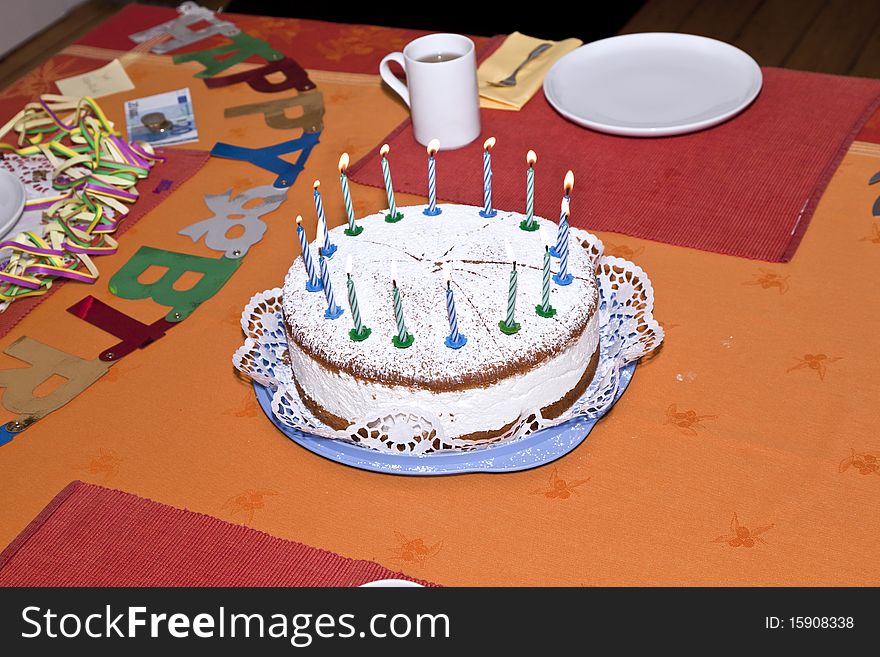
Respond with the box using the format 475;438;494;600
379;52;410;107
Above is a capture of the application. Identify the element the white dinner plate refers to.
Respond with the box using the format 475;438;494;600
543;32;763;137
359;579;424;588
0;170;27;240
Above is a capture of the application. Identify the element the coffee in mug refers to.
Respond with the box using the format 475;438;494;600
416;52;463;63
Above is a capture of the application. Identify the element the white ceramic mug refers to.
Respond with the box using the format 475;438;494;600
379;33;481;150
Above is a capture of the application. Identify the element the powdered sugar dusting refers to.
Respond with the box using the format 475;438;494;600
282;204;597;387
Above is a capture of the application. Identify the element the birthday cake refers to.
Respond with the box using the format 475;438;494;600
281;203;601;448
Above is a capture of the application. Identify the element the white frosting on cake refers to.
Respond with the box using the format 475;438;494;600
289;312;599;438
282;203;599;440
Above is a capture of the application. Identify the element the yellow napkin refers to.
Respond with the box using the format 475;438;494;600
478;32;582;111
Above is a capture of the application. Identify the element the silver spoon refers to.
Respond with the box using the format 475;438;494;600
489;43;553;87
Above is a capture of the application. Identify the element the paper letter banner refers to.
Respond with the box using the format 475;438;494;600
128;2;240;55
108;247;240;321
173;32;283;78
178;186;288;258
225;91;325;132
210;131;321;188
205;57;315;93
0;336;110;422
67;296;177;362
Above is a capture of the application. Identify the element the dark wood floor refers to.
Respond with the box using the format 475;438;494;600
2;0;880;94
621;0;880;77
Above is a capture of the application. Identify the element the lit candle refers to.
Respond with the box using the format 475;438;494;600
552;197;574;286
498;238;521;334
313;180;336;257
424;138;441;216
318;248;343;320
380;144;403;223
339;153;363;237
520;150;539;231
295;215;322;292
345;254;370;341
390;260;413;348
536;227;557;318
550;170;574;258
480;137;497;218
443;262;467;349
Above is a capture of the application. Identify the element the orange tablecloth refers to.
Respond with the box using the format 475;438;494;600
1;5;879;586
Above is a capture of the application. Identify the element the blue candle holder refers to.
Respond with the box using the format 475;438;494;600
552;271;573;286
324;305;344;320
305;278;324;293
424;206;442;216
479;208;498;218
444;333;467;349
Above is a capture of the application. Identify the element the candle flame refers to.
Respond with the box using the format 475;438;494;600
539;226;552;248
442;261;451;285
295;214;303;226
427;138;440;156
380;143;390;157
390;260;398;285
561;197;570;216
313;180;320;191
564;170;574;194
527;150;537;166
483;137;496;151
504;238;516;264
338;153;350;173
345;254;353;277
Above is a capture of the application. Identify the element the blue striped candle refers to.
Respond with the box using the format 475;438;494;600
295;215;322;292
552;197;574;286
443;262;466;349
313;180;336;257
551;170;574;258
480;137;497;218
424;138;441;216
318;248;343;320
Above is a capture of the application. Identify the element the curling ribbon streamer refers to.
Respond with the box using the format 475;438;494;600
0;94;161;308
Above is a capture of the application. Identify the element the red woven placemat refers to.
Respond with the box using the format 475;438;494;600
349;67;880;262
0;481;434;586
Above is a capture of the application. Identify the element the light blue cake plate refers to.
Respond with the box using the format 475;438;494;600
253;361;635;476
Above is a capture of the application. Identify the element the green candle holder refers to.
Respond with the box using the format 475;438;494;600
392;332;414;348
349;326;371;342
535;304;557;318
385;212;404;223
519;219;540;232
498;320;521;335
344;224;364;236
